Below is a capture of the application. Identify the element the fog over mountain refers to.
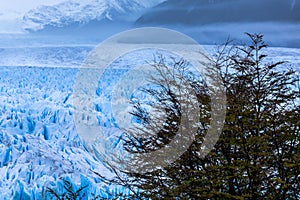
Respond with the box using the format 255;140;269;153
1;0;299;47
136;0;300;25
135;0;300;47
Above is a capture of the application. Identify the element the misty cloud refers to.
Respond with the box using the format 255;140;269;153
136;0;300;25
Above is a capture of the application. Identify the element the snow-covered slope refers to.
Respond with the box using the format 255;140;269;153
22;0;165;31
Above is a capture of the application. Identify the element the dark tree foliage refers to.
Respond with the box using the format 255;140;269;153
106;33;300;199
46;178;88;200
45;177;127;200
122;58;210;154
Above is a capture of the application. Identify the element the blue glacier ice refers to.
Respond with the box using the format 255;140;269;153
0;44;299;199
0;65;133;199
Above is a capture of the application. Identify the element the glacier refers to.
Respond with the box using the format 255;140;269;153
0;66;123;199
0;44;299;199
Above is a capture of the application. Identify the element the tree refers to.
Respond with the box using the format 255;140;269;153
102;33;300;199
45;177;127;200
46;178;88;200
211;33;299;199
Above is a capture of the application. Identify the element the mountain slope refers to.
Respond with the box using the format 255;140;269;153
136;0;300;25
133;0;300;47
22;0;165;31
